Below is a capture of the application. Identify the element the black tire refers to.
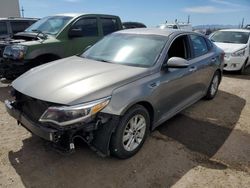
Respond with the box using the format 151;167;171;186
110;105;150;159
204;71;220;100
240;59;248;75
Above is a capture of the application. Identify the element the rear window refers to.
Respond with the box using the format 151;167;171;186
10;21;31;33
0;22;8;35
101;18;119;35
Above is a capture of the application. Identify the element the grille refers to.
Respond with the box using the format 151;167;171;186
16;92;58;122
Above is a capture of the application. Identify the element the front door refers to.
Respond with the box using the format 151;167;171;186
68;17;102;56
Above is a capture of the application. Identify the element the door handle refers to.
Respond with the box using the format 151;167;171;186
211;58;216;62
189;66;197;72
148;81;160;89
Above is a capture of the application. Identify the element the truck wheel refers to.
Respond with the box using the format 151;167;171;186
110;105;150;159
204;71;220;100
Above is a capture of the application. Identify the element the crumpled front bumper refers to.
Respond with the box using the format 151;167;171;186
5;99;119;156
5;100;59;142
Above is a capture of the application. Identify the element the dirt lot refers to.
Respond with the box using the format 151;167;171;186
0;70;250;188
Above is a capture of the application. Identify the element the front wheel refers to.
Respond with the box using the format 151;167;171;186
204;71;220;100
110;105;150;159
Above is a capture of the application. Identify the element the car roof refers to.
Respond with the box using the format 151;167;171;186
218;29;250;33
55;13;119;19
116;28;193;37
0;17;38;21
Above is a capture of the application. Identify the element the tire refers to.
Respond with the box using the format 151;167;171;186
204;71;220;100
240;59;248;75
110;105;150;159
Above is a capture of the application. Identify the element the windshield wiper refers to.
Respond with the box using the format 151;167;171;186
31;29;47;39
84;56;113;63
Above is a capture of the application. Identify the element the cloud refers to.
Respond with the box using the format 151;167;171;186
64;0;80;2
183;6;240;13
210;0;243;7
184;0;249;14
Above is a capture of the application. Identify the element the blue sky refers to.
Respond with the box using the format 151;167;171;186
19;0;250;26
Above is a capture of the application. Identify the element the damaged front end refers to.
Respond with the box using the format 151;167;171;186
5;89;119;156
0;33;42;79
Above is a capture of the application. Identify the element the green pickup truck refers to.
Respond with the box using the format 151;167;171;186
0;13;123;79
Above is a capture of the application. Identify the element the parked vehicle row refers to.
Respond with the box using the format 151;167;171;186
1;12;247;159
0;13;123;79
5;28;224;158
0;17;38;40
209;29;250;73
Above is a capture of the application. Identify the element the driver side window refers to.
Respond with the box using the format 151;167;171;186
72;17;98;37
167;35;190;60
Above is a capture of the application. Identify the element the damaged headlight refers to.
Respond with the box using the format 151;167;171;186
39;96;111;126
3;45;28;60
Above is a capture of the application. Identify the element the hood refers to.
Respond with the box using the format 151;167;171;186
0;32;42;48
213;42;247;53
12;56;148;105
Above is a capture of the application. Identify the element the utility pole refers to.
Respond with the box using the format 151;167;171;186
21;6;24;17
187;15;190;24
241;18;244;28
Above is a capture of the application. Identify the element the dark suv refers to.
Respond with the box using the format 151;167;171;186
0;17;38;40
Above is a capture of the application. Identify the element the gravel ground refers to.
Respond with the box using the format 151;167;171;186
0;70;250;188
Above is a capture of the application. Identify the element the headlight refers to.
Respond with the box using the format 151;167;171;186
39;96;111;126
231;48;246;57
3;45;28;60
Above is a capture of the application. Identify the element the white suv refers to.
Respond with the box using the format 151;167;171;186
210;29;250;73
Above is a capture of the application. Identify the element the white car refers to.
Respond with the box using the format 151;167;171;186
210;29;250;73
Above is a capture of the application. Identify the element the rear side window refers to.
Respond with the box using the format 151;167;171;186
206;39;214;51
190;35;208;57
0;22;8;35
101;18;119;35
73;18;98;37
10;21;30;33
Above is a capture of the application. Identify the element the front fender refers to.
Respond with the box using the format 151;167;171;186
101;73;158;116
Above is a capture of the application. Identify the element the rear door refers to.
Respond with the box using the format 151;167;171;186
188;34;217;92
67;16;102;56
100;17;120;36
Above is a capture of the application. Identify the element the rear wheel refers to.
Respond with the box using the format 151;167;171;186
110;105;150;159
204;71;220;100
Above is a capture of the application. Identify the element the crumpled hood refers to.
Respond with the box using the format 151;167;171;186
213;42;247;53
12;56;148;105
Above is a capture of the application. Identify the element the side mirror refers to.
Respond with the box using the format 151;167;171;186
68;28;83;38
163;57;189;69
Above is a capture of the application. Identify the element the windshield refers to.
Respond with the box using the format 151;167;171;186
210;31;250;44
25;16;72;35
82;33;168;67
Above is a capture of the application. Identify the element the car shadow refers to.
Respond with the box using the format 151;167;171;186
7;90;248;188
